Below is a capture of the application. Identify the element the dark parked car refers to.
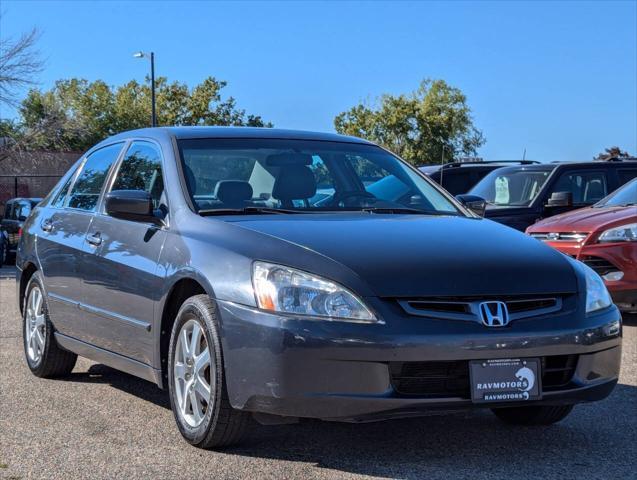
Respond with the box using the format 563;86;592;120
469;160;637;231
419;160;539;195
1;198;42;266
18;127;621;449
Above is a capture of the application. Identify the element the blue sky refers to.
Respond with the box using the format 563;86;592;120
1;0;636;162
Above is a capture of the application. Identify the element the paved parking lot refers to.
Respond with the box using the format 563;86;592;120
1;265;635;480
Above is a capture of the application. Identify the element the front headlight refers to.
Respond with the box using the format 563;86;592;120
598;223;637;243
578;261;613;313
252;261;379;323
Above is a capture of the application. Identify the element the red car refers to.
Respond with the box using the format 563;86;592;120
527;178;637;313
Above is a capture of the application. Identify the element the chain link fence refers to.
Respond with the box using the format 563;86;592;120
0;175;62;217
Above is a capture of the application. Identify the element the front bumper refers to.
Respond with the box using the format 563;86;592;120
217;299;622;422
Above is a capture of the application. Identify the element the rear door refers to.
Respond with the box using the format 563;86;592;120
36;143;124;339
80;140;168;364
616;167;637;187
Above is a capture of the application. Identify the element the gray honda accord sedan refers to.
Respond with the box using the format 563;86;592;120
17;127;621;448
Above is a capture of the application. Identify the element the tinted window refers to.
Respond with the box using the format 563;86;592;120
438;171;479;195
550;171;607;204
68;143;123;211
618;169;637;186
5;202;15;220
178;138;461;214
111;141;165;209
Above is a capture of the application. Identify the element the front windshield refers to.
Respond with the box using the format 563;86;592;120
595;178;637;207
469;167;552;207
177;138;462;215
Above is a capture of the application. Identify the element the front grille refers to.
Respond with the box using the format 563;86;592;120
399;295;563;322
530;232;588;242
581;256;619;276
389;355;579;397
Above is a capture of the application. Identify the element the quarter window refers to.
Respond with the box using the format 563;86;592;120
52;170;78;208
68;143;123;211
111;141;165;209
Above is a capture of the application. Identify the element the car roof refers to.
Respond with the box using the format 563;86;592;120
107;126;374;145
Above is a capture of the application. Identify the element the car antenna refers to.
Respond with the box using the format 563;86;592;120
439;145;446;187
522;148;527;161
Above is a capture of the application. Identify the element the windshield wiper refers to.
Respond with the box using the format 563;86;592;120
360;207;457;215
198;206;304;216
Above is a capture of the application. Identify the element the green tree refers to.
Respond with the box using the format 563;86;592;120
8;76;272;152
594;146;634;161
334;79;485;165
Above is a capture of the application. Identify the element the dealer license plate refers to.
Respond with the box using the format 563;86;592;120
470;358;541;403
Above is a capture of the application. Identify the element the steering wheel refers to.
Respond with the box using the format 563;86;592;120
332;190;376;207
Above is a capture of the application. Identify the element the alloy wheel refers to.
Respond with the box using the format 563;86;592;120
173;319;214;428
25;286;46;364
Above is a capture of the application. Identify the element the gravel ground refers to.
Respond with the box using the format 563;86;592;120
1;265;635;480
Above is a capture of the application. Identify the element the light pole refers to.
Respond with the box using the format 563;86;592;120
133;51;156;127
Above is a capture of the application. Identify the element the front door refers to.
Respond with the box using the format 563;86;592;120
80;141;168;365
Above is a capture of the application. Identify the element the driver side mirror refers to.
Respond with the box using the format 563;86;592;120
546;191;573;208
456;194;487;217
105;190;158;223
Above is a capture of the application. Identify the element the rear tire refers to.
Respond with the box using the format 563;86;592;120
491;405;574;425
168;294;251;449
23;272;77;377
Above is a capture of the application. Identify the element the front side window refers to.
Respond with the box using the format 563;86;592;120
469;167;553;207
67;143;123;211
178;138;461;215
549;171;607;204
111;141;165;209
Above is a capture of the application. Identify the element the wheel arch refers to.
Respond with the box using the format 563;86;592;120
157;274;212;387
19;262;38;315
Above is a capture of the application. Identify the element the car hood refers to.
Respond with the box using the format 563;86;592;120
227;214;577;297
527;206;637;233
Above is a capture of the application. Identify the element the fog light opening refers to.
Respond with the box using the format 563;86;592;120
602;271;624;282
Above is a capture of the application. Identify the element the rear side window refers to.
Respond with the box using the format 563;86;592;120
4;202;15;220
16;201;31;220
550;171;607;204
68;143;123;211
618;169;637;186
111;141;165;209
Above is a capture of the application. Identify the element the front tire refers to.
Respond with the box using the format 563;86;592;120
491;405;574;425
0;240;6;267
23;272;77;377
168;294;251;449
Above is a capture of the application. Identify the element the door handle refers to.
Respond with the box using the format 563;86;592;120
41;219;53;232
87;232;102;247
